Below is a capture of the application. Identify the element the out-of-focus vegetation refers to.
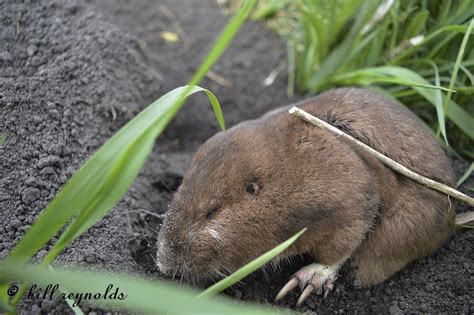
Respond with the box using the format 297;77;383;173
224;0;474;158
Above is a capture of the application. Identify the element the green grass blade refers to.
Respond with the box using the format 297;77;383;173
405;9;429;38
443;18;474;120
455;86;474;94
150;0;254;143
205;89;226;131
188;0;256;86
389;25;469;64
347;27;383;68
197;228;307;299
43;127;159;263
287;42;296;96
252;0;289;20
299;4;327;60
0;264;281;315
427;61;448;145
331;67;456;92
403;74;474;140
459;64;474;85
427;32;458;59
331;66;474;139
456;163;474;187
4;86;221;268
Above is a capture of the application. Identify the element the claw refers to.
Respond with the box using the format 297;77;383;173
323;277;335;299
296;284;315;306
275;277;299;301
275;262;339;306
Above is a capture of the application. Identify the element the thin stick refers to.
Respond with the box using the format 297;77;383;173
289;106;474;207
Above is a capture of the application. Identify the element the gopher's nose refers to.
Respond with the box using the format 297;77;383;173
156;228;186;275
157;238;180;275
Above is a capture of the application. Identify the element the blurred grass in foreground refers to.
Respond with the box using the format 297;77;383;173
0;228;305;314
224;0;474;158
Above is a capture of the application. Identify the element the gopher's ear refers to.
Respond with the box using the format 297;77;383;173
320;111;355;137
320;111;376;147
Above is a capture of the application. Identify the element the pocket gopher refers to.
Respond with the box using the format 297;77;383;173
157;87;459;305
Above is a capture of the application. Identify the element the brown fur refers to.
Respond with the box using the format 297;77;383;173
157;88;456;286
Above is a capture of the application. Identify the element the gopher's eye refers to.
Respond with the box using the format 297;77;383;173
206;207;218;219
245;182;260;196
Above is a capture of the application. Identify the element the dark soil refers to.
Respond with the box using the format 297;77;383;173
0;0;472;314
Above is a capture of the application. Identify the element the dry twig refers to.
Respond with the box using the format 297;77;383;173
289;106;474;207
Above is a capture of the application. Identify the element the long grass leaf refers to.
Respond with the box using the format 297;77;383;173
427;61;448;145
389;25;469;64
443;19;474;119
197;228;306;299
459;64;474;85
4;86;220;268
331;66;474;139
287;42;296;96
457;163;474;187
188;0;256;86
332;67;455;92
252;0;289;20
347;27;383;67
44;127;160;262
405;9;429;38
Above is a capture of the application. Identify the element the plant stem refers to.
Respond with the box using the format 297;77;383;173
289;107;474;207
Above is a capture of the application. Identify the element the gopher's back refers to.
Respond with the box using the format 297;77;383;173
297;88;455;186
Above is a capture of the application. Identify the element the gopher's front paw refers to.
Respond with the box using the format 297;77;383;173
275;263;338;306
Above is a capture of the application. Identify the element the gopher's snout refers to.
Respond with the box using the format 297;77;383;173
156;232;178;276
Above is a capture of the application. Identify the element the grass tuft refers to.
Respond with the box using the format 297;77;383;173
234;0;474;157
